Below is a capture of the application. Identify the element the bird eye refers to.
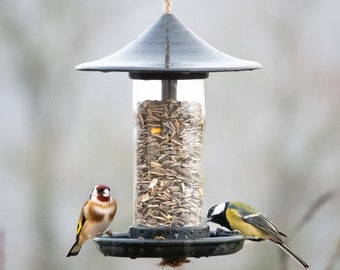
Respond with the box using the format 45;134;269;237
96;185;110;194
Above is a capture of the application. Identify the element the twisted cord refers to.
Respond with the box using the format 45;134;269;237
165;0;171;14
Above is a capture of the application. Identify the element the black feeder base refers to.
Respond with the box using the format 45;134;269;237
93;227;245;259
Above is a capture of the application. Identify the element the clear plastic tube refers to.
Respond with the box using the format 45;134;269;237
133;79;206;228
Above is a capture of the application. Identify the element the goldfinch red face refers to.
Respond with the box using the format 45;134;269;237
91;185;111;203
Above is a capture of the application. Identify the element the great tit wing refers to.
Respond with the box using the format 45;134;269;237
242;213;283;242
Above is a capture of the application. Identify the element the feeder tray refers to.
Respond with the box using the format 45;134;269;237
94;229;245;258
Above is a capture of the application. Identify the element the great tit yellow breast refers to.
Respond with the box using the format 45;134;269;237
226;208;269;240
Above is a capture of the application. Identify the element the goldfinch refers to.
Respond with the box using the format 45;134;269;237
207;201;309;269
67;185;117;257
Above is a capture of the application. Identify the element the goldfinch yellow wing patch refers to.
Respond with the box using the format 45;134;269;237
76;209;86;236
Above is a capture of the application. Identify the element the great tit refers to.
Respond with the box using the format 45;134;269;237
207;201;309;269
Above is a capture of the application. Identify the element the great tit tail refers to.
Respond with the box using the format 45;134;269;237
276;243;309;269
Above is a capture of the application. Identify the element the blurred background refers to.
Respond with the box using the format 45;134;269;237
1;0;339;269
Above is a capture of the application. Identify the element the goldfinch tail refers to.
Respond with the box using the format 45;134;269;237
277;243;309;269
66;240;82;257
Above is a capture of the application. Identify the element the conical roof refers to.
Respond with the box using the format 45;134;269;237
76;13;261;76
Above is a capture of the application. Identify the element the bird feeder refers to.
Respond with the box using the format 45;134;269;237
76;0;261;262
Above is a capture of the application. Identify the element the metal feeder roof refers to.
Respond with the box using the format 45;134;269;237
76;13;261;79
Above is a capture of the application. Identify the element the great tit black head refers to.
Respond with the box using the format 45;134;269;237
207;202;231;230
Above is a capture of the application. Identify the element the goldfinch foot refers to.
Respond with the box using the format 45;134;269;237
104;229;113;237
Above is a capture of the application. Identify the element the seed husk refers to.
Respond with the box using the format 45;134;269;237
135;99;204;228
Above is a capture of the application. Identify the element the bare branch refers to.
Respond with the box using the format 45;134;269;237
325;236;340;270
291;190;336;239
280;190;336;270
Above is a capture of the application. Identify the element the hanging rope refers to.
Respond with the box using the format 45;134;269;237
165;0;171;14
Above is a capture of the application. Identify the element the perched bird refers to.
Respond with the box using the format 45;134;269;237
67;185;117;257
207;201;309;269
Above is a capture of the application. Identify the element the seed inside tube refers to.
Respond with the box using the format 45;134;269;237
149;178;159;188
151;127;161;134
135;99;204;228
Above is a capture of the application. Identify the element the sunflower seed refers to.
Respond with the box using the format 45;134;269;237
135;99;205;228
149;178;158;188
